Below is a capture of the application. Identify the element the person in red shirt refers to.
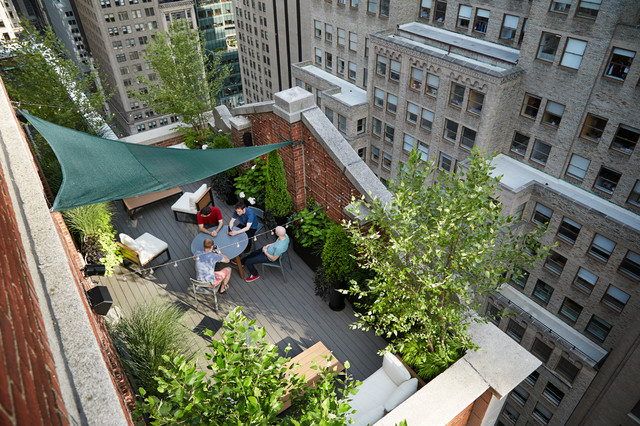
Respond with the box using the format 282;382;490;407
197;206;224;236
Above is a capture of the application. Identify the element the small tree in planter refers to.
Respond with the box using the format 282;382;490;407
319;225;356;310
265;150;293;223
234;157;267;208
289;199;332;270
345;149;549;381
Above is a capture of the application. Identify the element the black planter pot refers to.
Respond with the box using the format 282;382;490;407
328;288;345;311
292;238;322;271
274;215;288;226
224;191;238;205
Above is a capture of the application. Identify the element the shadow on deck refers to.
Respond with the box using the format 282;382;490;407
97;181;387;380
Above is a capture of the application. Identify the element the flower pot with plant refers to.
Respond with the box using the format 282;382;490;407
320;224;356;311
265;150;293;224
289;198;332;271
208;133;240;204
234;157;266;209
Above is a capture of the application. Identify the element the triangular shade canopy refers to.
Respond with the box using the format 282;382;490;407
21;110;292;211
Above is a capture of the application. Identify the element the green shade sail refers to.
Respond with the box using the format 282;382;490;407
21;110;291;211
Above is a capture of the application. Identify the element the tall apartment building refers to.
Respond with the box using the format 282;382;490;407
195;0;243;107
232;0;311;103
72;0;193;135
237;0;640;424
1;0;21;40
43;0;90;69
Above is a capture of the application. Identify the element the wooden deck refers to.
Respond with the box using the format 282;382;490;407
97;180;387;381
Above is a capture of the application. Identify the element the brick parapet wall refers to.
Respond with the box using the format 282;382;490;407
0;158;69;425
150;134;185;147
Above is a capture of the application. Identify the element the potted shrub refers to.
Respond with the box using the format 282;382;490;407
265;150;293;224
320;225;356;311
234;157;267;209
289;199;332;271
208;133;240;204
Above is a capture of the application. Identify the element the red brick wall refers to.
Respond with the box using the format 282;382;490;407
232;111;359;221
446;401;474;426
0;159;70;425
151;134;185;147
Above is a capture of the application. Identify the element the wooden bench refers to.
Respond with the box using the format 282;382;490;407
122;186;183;218
279;342;345;413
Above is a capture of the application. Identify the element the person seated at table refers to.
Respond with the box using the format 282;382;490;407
242;226;289;282
194;238;232;294
197;206;224;237
228;200;259;252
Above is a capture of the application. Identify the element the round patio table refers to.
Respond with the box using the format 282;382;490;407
191;227;248;279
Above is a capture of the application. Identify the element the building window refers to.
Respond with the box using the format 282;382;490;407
372;117;382;136
500;14;518;40
348;62;357;80
511;385;529;406
337;58;345;74
406;102;419;124
315;48;322;65
325;24;333;42
364;37;369;57
543;382;565;406
502;403;520;424
418;142;429;162
566;154;590;181
337;28;346;46
585;315;611;342
580;113;607;141
512;268;529;289
367;0;378;13
521;93;541;119
510;132;529;156
533;280;554;305
371;145;380;163
557;217;581;244
382;152;392;170
461;127;476;150
410;68;423;90
531;338;553;363
376;55;387;76
305;83;313;93
467;90;484;114
573;267;597;293
438;153;454;172
531;140;551;165
337;114;346;133
384;124;395;144
473;8;489;33
589;233;615;261
426;73;439;96
314;20;321;38
357;118;366;134
387;94;397;114
545;251;567;274
542;101;565;127
403;134;415;153
506;319;525;342
602;284;630;313
533;403;553;425
444;119;459;142
551;0;572;13
486;303;501;325
561;38;587;69
620;250;640;280
611;124;639;154
349;32;358;51
514;202;526;220
420;0;432;19
559;298;583;324
457;5;471;29
605;48;635;80
434;0;446;22
555;357;579;383
325;107;334;123
594;166;621;193
628;181;640;207
357;147;366;160
449;83;465;107
373;88;385;108
532;203;552;226
525;371;540;387
351;0;359;7
389;60;401;82
325;52;333;69
421;109;434;132
576;0;601;19
538;32;560;62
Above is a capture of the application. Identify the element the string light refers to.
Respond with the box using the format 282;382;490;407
174;262;178;267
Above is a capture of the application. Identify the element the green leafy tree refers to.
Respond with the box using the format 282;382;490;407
132;20;230;140
322;225;356;284
345;149;549;380
265;150;293;217
135;307;358;425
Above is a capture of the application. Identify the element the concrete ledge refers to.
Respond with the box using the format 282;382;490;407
273;87;316;123
230;115;251;131
213;105;232;132
232;100;275;116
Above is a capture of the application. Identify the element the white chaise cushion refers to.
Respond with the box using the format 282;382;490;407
171;191;196;214
119;233;141;252
189;184;208;206
348;366;397;417
350;404;385;426
134;233;168;265
384;377;418;412
382;353;411;386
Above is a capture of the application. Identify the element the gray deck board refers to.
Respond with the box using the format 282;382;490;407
98;180;387;381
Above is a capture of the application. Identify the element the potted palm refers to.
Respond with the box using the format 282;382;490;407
265;150;293;225
320;224;356;311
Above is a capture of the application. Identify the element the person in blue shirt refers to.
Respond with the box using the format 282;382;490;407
242;226;289;282
228;200;259;252
194;238;232;293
